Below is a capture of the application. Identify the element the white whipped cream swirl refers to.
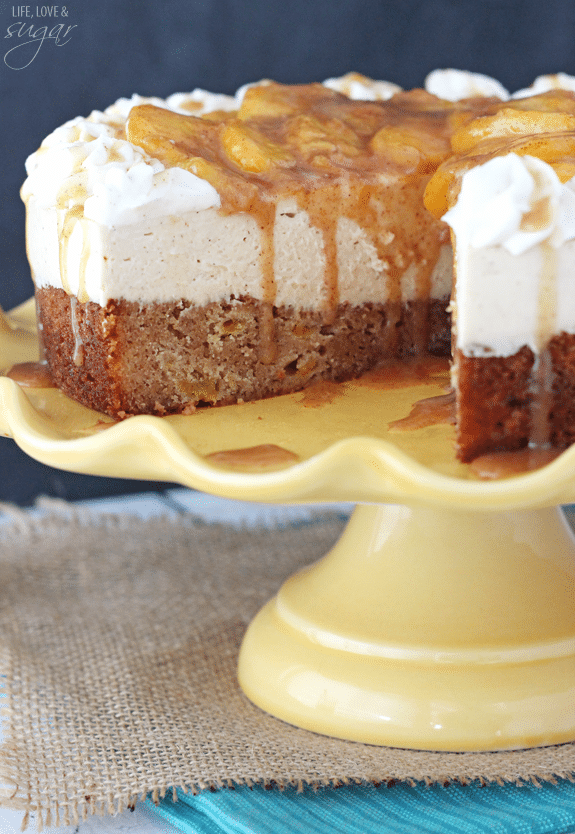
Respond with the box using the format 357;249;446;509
443;154;575;254
425;69;509;101
512;73;575;99
21;92;229;228
444;154;575;358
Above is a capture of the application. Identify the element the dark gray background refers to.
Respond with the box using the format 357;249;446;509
1;0;574;503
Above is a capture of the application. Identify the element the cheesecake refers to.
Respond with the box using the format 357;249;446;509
21;70;575;462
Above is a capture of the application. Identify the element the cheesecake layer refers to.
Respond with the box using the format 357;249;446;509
26;198;452;310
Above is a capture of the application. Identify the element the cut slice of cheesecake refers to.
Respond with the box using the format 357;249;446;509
425;93;575;460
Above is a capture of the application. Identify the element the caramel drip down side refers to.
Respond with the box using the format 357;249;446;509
529;241;558;448
69;297;85;367
55;147;89;298
77;218;92;304
57;209;92;304
57;204;84;296
410;228;444;355
258;202;278;364
318;220;339;326
300;184;342;326
367;189;402;354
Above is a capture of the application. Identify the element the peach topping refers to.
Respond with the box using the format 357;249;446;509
424;90;575;219
125;82;477;211
126;81;575;228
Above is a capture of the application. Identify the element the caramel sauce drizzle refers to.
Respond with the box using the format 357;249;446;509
52;144;120;354
388;390;455;431
76;217;92;304
56;182;92;305
205;443;298;469
7;361;55;388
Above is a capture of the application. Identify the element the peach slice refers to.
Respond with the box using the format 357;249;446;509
237;82;338;121
285;114;362;162
424;131;575;220
423;161;464;218
221;120;295;173
551;161;575;183
451;108;575;153
126;104;258;207
506;89;575;114
371;124;450;171
388;88;456;112
126;104;219;166
459;132;575;167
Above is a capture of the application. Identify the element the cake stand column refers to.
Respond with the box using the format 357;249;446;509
238;502;575;751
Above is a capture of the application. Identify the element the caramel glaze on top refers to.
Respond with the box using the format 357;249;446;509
126;84;498;361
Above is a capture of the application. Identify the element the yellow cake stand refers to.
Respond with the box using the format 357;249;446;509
2;299;575;752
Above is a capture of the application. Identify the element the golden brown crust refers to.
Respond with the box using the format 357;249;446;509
455;337;575;462
36;290;124;415
454;347;533;462
36;287;450;418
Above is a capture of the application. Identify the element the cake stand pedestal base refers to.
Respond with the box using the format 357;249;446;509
238;503;575;751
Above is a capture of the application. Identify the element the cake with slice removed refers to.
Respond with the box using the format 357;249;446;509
20;70;575;463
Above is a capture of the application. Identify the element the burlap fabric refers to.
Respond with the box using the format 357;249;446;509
1;503;574;830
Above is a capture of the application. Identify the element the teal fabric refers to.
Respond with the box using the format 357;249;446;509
147;780;575;834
